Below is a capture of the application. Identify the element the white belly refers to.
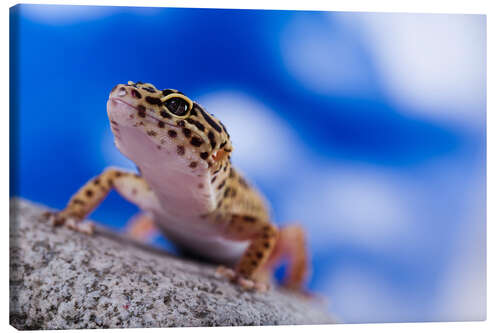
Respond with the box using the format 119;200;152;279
153;212;249;264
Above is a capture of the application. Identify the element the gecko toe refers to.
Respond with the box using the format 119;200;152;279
42;211;63;226
42;211;94;235
64;218;95;235
215;266;270;292
215;265;236;279
76;221;95;235
236;276;269;292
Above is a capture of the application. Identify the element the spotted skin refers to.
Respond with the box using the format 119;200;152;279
48;167;159;233
47;81;309;292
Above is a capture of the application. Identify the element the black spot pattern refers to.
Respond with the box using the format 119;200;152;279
208;131;216;149
162;89;177;96
190;137;203;147
187;118;205;131
160;110;171;118
131;89;142;99
146;96;162;105
137;105;146;118
177;145;185;155
141;86;156;93
182;128;192;138
195;104;222;133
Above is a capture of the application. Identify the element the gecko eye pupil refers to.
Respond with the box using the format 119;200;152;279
165;97;189;116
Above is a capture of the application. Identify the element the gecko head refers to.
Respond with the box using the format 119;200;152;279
107;81;233;170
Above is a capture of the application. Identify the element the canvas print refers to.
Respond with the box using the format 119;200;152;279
9;4;486;329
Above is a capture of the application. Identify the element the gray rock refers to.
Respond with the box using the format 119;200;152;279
10;198;335;329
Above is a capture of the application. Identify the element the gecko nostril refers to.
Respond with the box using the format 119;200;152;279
117;87;127;97
110;84;120;94
130;89;142;99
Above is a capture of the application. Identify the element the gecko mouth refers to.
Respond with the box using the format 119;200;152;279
109;97;178;128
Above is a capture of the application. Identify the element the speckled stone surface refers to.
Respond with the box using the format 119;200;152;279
9;198;335;329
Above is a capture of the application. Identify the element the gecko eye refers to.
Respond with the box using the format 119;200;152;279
165;98;188;115
162;94;193;117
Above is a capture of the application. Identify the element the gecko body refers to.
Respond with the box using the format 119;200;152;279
48;81;309;291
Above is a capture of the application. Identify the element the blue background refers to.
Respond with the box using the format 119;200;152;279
10;4;486;323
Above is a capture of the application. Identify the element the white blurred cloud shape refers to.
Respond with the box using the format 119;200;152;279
433;178;486;321
283;165;417;252
356;14;486;125
197;91;304;182
325;266;417;323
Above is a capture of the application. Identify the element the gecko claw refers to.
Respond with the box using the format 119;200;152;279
215;266;236;279
67;219;95;235
42;211;95;235
215;266;269;292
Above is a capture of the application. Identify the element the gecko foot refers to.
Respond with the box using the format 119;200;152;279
42;211;95;235
215;266;269;292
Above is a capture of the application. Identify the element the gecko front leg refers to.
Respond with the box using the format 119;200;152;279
46;167;159;234
217;214;279;291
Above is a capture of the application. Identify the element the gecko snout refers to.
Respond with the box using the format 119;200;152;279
110;84;147;101
110;84;129;97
